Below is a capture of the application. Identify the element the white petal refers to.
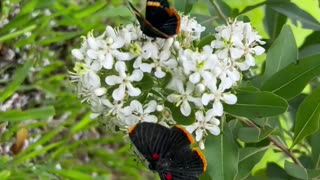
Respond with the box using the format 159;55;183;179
140;63;154;73
87;38;99;50
253;46;265;55
222;93;237;104
102;53;114;69
115;61;126;74
155;67;166;78
112;84;125;100
105;26;116;39
126;83;141;97
181;100;191;116
130;100;143;114
111;37;125;49
133;57;142;69
144;115;158;123
113;51;132;61
195;128;203;141
212;100;223;116
207;125;221;135
185;123;199;133
87;49;98;59
72;49;84;60
105;75;122;85
230;47;244;59
201;93;214;106
195;111;204;122
189;72;200;84
159;50;170;61
145;100;157;113
129;70;143;81
245;53;255;66
83;71;101;89
199;141;205;149
94;87;107;96
121;106;133;116
167;94;180;103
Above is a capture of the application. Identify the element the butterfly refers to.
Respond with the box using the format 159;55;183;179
128;0;180;39
128;122;207;180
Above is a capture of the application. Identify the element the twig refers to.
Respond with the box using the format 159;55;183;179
241;117;304;168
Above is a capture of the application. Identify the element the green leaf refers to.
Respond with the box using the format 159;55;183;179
0;106;55;122
300;31;320;49
267;1;320;30
197;35;215;49
284;161;320;179
292;86;320;147
205;128;239;180
0;170;11;180
260;25;297;84
175;0;197;14
267;163;290;179
310;131;320;168
299;44;320;59
236;147;268;180
238;127;275;143
224;91;288;119
0;25;36;42
0;60;33;103
263;5;287;41
261;54;320;100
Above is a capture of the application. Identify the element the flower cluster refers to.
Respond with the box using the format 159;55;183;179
70;15;265;149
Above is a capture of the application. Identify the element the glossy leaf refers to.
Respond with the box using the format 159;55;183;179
236;147;268;180
284;161;320;179
261;54;320;100
267;1;320;30
205;128;239;180
293;86;320;146
299;44;320;59
224;91;288;119
238;127;275;143
174;0;197;14
261;25;297;84
267;163;290;179
263;5;287;42
310;131;320;168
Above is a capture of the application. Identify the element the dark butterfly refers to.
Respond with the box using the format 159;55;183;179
128;0;180;39
129;122;207;180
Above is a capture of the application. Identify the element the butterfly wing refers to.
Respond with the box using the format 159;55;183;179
128;2;170;38
145;0;180;36
129;123;206;179
129;122;173;166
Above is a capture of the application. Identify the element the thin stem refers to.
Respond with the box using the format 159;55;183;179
208;0;228;24
241;117;304;168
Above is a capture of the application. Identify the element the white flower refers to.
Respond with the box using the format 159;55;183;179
105;61;143;100
202;83;237;116
130;100;158;123
167;82;202;116
180;15;206;43
185;111;221;149
180;49;218;84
